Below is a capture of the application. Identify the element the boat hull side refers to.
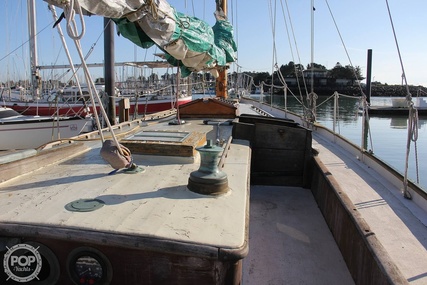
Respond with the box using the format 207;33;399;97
0;117;90;150
5;96;193;116
310;156;408;285
0;235;242;285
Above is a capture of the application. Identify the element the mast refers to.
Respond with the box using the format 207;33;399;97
310;0;315;95
366;49;373;104
27;0;40;99
307;0;316;122
362;49;373;151
104;18;116;125
215;0;227;98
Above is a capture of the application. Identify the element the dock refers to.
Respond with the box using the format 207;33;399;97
367;106;427;115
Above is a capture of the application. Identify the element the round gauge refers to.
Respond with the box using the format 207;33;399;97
67;247;112;285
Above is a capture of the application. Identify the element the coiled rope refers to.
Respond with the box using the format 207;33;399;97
64;0;85;40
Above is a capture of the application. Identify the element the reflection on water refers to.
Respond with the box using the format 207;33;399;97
390;117;408;129
249;94;427;191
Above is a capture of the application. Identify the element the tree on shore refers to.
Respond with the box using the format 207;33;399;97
307;63;327;70
327;62;364;82
276;61;305;77
241;61;365;85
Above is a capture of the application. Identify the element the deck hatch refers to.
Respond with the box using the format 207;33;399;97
121;131;206;157
127;131;190;142
65;199;105;212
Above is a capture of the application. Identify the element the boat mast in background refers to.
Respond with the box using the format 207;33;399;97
215;0;227;99
362;49;373;151
27;0;40;100
104;18;116;125
366;49;373;104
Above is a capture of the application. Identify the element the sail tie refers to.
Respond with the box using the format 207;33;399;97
145;0;160;20
122;0;160;21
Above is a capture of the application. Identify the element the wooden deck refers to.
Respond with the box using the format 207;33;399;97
243;185;354;285
311;131;427;285
0;117;251;284
0;119;249;251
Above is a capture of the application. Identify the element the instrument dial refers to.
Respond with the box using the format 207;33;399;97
67;247;112;285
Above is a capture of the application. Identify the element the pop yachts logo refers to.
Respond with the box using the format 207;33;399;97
3;244;42;283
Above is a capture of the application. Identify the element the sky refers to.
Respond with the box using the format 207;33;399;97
1;0;427;87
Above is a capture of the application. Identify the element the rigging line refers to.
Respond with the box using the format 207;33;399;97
384;0;411;97
191;0;195;17
323;0;374;145
229;0;237;74
402;106;418;199
314;93;335;108
279;0;303;101
281;0;308;105
267;0;278;100
323;0;364;95
268;0;276;63
56;17;112;86
84;19;111;61
230;0;234;26
231;0;237;67
62;0;112;146
203;0;206;21
385;0;418;198
49;4;90;113
408;108;420;184
48;45;64;82
0;20;55;63
310;0;314;94
307;0;319;124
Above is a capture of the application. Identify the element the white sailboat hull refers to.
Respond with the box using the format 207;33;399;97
0;117;91;150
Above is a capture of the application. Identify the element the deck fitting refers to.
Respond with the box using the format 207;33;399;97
65;199;105;212
188;140;229;195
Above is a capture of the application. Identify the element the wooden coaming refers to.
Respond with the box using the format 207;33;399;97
233;115;312;187
179;98;237;118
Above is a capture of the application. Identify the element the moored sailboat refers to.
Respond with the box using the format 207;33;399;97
0;1;426;284
0;0;94;150
0;106;91;150
3;83;192;117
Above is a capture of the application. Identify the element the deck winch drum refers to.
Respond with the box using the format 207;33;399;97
187;140;229;195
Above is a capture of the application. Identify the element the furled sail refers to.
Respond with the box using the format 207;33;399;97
44;0;237;77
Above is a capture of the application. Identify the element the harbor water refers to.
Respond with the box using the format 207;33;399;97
249;94;427;192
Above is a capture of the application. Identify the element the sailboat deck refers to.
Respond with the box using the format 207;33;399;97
0;119;250;256
0;113;358;284
2;102;427;283
243;185;354;285
312;132;427;285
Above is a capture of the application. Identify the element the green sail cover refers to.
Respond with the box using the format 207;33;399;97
45;0;237;77
113;9;237;77
212;19;238;64
113;18;155;49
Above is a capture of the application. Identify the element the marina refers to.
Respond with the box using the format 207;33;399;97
365;106;427;116
1;0;427;284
